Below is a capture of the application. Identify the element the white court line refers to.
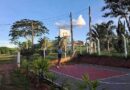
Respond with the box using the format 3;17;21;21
66;64;130;81
100;81;130;85
50;69;82;81
85;64;127;74
99;73;130;81
50;69;130;85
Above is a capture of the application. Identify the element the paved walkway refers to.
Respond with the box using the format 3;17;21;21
50;64;130;90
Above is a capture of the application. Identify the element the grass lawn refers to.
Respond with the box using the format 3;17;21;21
0;54;16;64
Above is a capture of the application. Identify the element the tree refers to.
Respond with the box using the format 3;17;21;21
102;0;130;32
115;19;128;55
59;37;68;57
90;21;115;52
104;21;116;53
54;36;68;57
91;26;101;55
39;36;51;58
89;23;105;52
9;19;49;48
18;40;32;49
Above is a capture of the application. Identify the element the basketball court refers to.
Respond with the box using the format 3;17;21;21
50;64;130;90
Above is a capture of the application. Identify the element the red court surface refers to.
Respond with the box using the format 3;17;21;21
50;64;127;80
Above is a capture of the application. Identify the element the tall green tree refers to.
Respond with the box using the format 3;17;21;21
104;21;116;52
90;21;115;52
39;37;51;58
115;19;128;53
91;27;100;55
9;19;49;48
102;0;130;32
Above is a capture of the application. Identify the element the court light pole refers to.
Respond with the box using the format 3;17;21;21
70;12;74;54
89;6;92;54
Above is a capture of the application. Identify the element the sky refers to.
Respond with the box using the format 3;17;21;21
0;0;111;47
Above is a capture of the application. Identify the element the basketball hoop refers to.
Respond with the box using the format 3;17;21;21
59;29;71;38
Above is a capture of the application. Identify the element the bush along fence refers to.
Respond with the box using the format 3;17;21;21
19;56;101;90
20;57;64;90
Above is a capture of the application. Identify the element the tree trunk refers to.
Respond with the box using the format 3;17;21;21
43;48;46;59
31;22;34;49
96;38;100;55
124;16;130;32
25;35;29;49
107;40;110;53
122;34;127;58
94;42;97;53
64;45;67;58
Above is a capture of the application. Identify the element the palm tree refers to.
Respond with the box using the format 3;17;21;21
116;19;128;57
102;0;130;32
39;37;50;58
105;21;116;53
59;37;68;57
91;26;100;55
90;21;115;53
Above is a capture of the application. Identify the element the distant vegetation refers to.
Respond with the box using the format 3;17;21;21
0;47;17;55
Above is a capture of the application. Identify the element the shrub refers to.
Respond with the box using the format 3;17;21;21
78;74;99;90
31;57;50;77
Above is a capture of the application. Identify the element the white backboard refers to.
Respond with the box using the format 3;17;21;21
59;29;71;37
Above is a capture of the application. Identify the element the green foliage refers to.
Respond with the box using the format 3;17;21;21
10;69;29;90
39;36;50;49
9;19;49;46
102;0;130;18
31;57;50;74
89;21;115;51
21;59;30;70
45;72;57;82
21;48;34;57
78;74;99;90
115;19;126;53
0;47;16;55
102;0;130;32
61;79;72;90
19;40;32;49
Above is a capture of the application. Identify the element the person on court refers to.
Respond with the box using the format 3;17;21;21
57;46;62;68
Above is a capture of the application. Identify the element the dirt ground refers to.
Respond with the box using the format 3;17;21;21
0;60;17;90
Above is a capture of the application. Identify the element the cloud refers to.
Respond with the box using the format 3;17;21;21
0;40;17;48
55;14;86;29
77;15;86;26
55;21;70;29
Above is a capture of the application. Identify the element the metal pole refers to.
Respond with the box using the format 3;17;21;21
70;12;74;54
